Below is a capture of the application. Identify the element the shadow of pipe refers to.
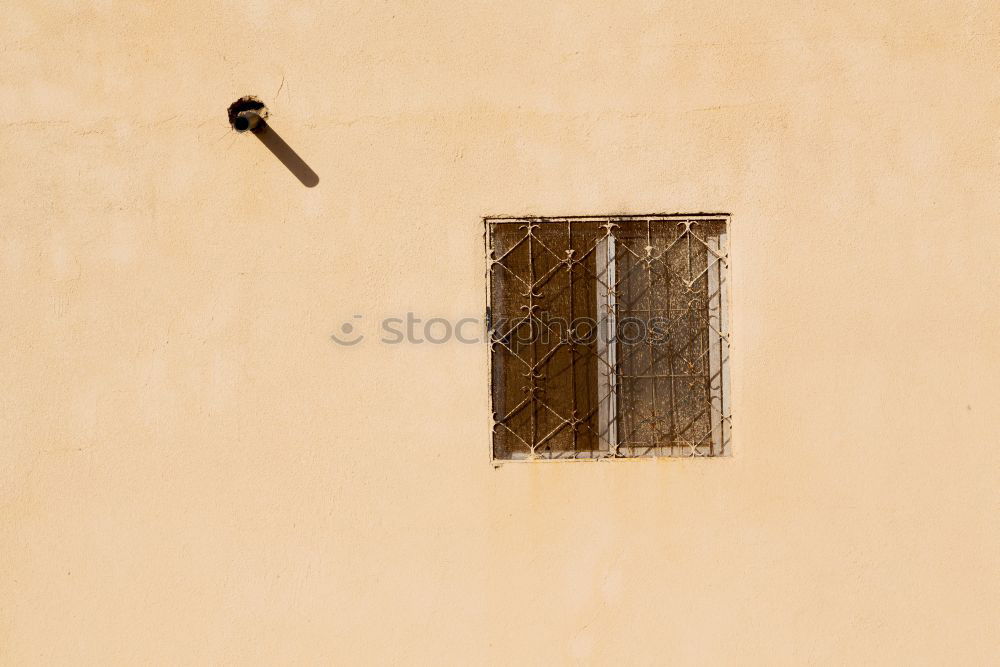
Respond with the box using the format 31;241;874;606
252;120;319;188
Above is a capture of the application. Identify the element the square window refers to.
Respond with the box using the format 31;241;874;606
487;214;731;460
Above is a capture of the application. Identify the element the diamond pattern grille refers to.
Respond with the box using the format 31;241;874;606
487;215;731;460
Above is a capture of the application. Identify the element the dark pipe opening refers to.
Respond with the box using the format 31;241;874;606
227;95;267;131
233;111;261;133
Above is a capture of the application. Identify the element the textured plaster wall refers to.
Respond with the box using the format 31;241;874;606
2;1;998;664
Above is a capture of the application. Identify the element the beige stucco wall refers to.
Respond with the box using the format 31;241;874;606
2;1;998;664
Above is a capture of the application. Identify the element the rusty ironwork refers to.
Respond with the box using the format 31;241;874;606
487;214;731;460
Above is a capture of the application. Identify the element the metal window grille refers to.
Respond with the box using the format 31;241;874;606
486;214;731;460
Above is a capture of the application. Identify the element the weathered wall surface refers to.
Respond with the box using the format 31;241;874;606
2;1;998;664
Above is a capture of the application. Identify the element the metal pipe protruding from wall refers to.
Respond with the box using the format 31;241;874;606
233;111;262;133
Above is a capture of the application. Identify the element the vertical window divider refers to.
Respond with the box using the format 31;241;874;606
596;227;619;456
